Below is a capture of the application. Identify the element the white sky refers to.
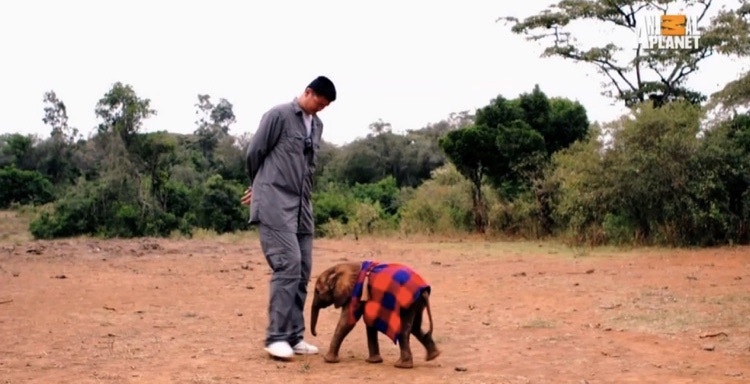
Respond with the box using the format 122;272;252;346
1;0;747;146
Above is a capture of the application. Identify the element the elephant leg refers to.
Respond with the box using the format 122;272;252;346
410;297;441;361
365;325;383;363
324;309;355;363
394;307;417;369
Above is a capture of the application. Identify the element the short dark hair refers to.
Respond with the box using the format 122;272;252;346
307;76;336;102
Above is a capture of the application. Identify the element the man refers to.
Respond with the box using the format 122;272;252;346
241;76;336;359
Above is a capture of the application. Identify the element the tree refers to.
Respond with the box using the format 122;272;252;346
194;94;236;165
439;124;499;232
0;134;36;170
500;1;750;107
95;82;156;146
43;90;79;145
439;86;589;233
368;118;392;136
707;69;750;115
551;101;750;246
0;166;55;208
40;91;81;184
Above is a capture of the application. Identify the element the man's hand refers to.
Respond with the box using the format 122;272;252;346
240;187;252;206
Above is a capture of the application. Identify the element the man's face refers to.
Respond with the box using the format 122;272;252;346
302;89;331;114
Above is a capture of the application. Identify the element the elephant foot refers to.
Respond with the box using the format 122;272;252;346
394;358;414;369
323;353;340;363
426;349;441;361
366;355;383;364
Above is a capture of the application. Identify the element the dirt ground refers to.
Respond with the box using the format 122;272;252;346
1;215;749;383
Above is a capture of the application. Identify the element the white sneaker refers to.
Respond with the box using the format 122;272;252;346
292;340;319;355
264;341;294;359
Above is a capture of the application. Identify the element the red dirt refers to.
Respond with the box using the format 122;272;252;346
1;233;749;384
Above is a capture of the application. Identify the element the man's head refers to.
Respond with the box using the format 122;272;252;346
299;75;336;115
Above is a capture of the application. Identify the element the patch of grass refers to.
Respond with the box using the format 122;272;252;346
701;294;750;329
520;318;557;329
386;237;591;259
606;289;720;333
298;357;312;373
171;227;258;243
190;375;221;384
0;207;37;244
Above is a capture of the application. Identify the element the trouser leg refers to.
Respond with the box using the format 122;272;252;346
289;232;312;346
258;224;301;345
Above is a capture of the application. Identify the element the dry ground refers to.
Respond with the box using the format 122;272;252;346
1;211;749;383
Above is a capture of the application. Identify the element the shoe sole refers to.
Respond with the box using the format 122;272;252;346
264;348;293;360
293;350;319;355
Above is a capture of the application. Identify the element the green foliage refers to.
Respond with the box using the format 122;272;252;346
30;177;136;238
398;164;474;235
487;189;553;239
0;166;55;208
439;85;589;232
501;1;750;107
11;75;749;248
193;175;247;233
322;127;448;189
0;133;36;170
95;82;156;146
708;70;750;114
548;124;611;244
351;176;400;215
312;179;403;238
313;184;355;228
193;94;237;169
550;102;750;246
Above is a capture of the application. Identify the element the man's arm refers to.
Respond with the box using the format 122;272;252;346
246;109;283;182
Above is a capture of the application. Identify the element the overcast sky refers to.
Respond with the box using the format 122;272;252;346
1;0;747;146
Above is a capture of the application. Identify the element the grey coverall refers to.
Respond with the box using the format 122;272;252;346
245;98;322;347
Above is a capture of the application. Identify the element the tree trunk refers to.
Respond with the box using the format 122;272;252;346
471;171;486;233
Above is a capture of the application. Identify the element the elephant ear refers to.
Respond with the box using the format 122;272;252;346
315;267;337;295
331;263;360;308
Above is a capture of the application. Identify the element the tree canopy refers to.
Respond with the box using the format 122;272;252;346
500;1;750;107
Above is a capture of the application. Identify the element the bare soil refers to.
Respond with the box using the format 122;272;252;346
1;216;749;383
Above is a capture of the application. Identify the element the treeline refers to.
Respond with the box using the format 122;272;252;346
2;81;749;247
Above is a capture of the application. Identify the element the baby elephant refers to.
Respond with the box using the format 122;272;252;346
310;260;440;368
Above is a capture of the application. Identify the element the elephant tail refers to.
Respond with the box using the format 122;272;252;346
423;290;434;336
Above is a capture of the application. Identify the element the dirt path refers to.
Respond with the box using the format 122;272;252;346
1;234;748;384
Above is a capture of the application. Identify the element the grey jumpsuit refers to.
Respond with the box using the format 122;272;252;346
245;98;322;346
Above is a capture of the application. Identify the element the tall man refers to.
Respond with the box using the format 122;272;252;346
241;76;336;359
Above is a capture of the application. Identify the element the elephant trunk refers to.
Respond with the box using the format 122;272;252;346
310;294;320;336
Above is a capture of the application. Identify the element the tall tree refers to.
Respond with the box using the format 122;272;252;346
500;1;750;107
194;94;236;165
40;91;81;183
440;87;589;233
368;118;392;136
95;82;156;147
707;69;750;115
439;125;500;232
0;134;36;170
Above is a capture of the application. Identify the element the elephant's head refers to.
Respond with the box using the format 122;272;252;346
310;262;361;336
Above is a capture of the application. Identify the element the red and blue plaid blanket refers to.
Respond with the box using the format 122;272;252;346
348;261;430;344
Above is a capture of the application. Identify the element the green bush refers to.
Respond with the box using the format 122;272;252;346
313;188;354;228
351;176;401;215
193;175;247;233
398;165;474;235
0;166;55;208
487;192;540;238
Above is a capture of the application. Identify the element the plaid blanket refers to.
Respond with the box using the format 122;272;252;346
348;261;430;344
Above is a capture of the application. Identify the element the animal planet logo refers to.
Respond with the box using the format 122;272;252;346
638;14;701;50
